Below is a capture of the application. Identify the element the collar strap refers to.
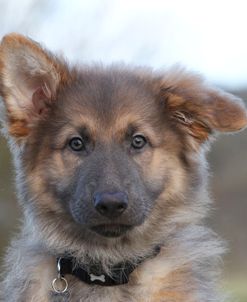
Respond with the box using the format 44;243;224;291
58;246;160;286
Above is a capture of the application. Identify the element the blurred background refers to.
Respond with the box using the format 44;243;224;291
0;0;246;300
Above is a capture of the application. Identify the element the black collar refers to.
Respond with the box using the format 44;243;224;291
58;246;160;286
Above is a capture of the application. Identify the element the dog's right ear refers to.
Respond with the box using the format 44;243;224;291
0;33;69;138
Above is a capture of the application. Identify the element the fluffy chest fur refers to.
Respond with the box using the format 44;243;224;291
3;226;224;302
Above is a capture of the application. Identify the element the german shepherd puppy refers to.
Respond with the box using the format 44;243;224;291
0;34;246;302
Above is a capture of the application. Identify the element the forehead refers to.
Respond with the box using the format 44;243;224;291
53;67;164;136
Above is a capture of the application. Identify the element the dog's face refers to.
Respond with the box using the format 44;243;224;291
24;73;172;238
0;34;247;247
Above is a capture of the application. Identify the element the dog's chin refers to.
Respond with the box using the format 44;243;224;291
90;224;133;238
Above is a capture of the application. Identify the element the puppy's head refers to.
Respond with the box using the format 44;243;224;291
0;34;246;253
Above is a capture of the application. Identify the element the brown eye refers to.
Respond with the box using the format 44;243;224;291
131;135;147;149
69;137;85;151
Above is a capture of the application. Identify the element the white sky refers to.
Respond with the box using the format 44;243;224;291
1;0;247;89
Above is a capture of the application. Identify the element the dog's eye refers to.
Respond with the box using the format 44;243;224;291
131;135;147;149
69;137;85;151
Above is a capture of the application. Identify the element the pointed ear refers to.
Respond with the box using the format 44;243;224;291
0;33;69;137
160;68;247;143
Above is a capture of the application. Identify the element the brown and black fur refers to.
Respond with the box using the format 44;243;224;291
0;33;247;302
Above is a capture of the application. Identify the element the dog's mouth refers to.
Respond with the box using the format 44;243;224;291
90;224;133;237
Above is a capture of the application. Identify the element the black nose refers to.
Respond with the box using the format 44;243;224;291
93;191;128;218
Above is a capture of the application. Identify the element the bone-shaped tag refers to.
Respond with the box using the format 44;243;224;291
89;273;106;283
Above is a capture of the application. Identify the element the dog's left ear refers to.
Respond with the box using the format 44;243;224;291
0;33;69;138
160;69;247;142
